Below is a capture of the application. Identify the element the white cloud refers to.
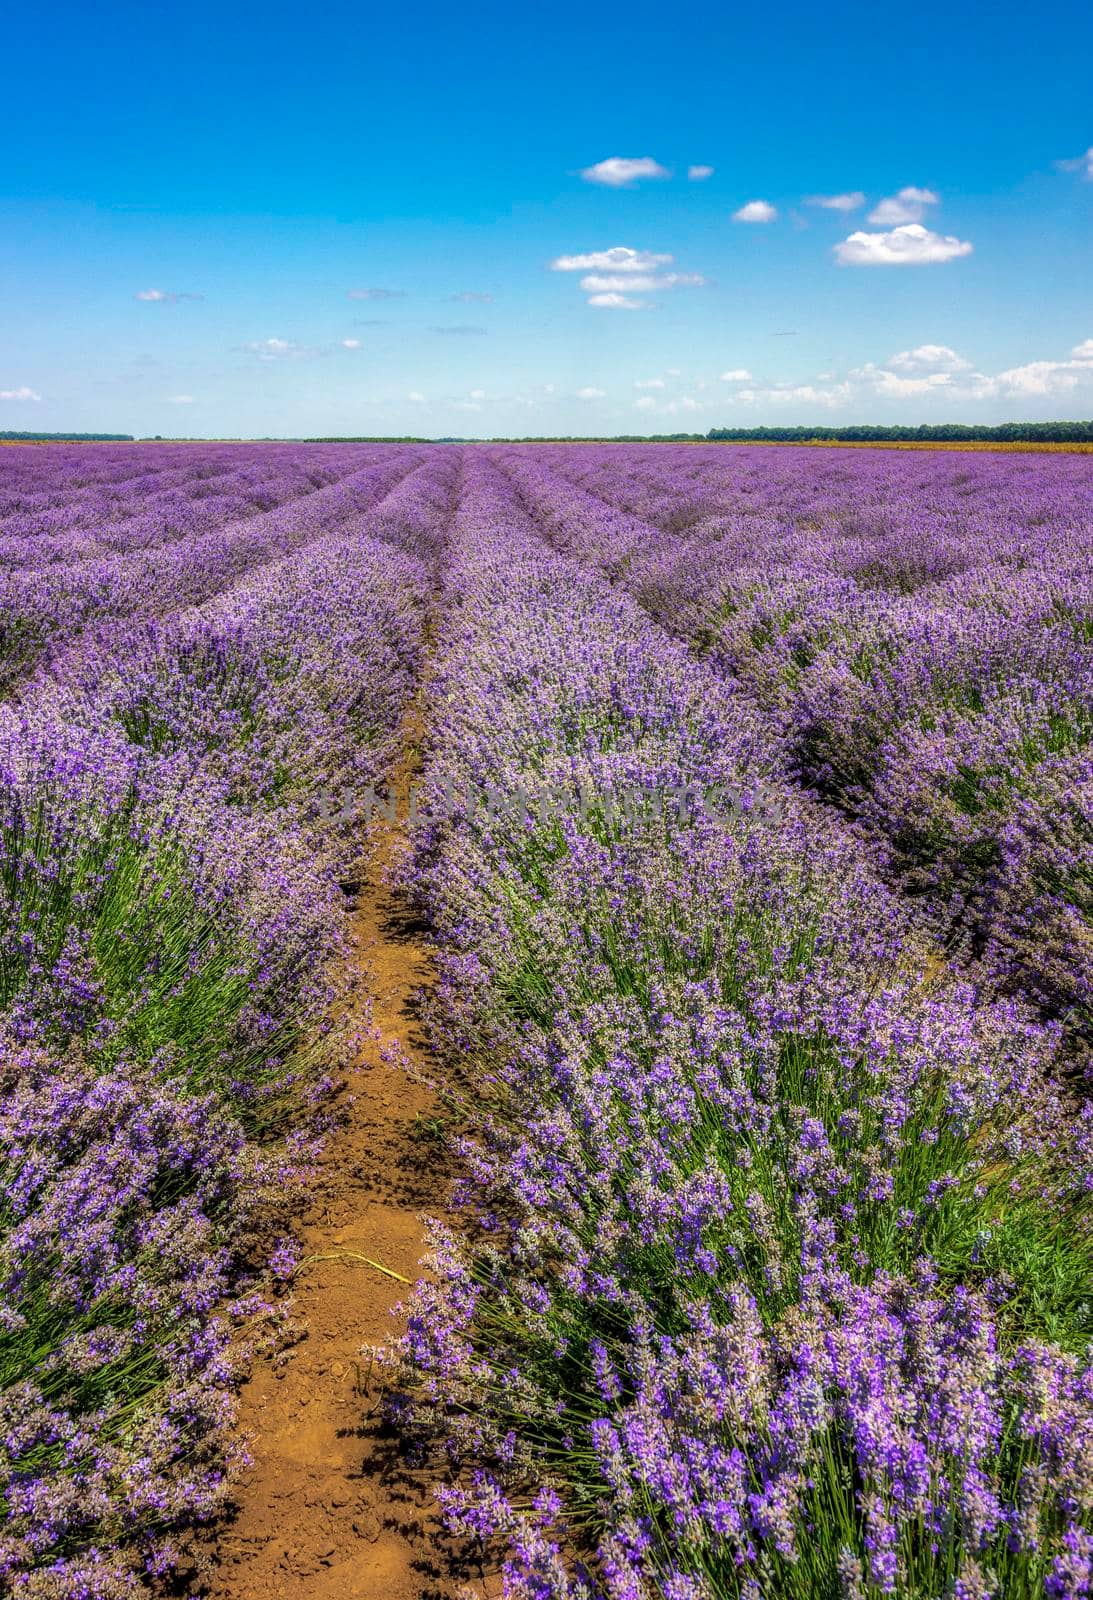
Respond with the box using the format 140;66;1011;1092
733;200;778;223
166;394;195;404
430;324;487;336
1057;148;1093;179
407;391;426;403
341;338;362;349
834;223;973;266
551;246;673;273
580;156;670;187
134;288;203;303
347;287;405;300
805;192;865;212
632;393;704;416
715;335;1093;412
241;337;306;360
993;342;1093;396
0;386;40;401
552;245;703;309
994;362;1080;397
469;388;487;400
867;186;939;225
720;368;752;382
576;386;607;399
730;382;852;408
447;291;493;303
688;164;714;181
852;365;954;397
455;399;483;412
887;344;971;373
634;378;666;389
587;292;646;310
579;271;705;293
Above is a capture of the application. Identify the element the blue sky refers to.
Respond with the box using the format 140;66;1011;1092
3;0;1092;437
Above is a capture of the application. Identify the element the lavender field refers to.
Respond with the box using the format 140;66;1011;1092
1;441;1091;1600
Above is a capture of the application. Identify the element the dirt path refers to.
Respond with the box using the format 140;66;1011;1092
202;696;462;1600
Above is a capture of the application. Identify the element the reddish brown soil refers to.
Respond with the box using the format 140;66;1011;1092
201;704;488;1600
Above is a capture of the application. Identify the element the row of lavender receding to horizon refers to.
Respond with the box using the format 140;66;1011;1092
388;447;1093;1600
0;443;459;1594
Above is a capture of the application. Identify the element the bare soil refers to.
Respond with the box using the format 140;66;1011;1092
201;699;485;1600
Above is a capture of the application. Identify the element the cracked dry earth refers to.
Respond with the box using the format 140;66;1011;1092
202;704;492;1600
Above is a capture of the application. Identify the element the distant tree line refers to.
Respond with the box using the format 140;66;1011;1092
0;431;134;441
705;422;1093;443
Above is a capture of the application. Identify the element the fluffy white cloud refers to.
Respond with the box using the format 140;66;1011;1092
587;292;646;310
994;362;1081;396
688;164;714;181
854;366;954;397
717;335;1093;412
469;388;487;400
0;386;40;401
805;192;865;212
720;368;752;382
733;200;778;223
634;395;657;411
576;386;607;399
634;378;666;389
834;223;973;266
134;288;203;303
887;344;972;373
551;246;673;273
341;338;362;349
166;394;195;403
867;186;939;225
992;342;1093;396
553;246;703;308
580;156;670;187
407;391;426;403
347;287;405;300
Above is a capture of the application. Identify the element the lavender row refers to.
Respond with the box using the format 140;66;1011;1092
0;454;458;1594
491;446;1093;1053
0;475;308;568
0;443;352;538
0;447;426;692
390;452;1093;1600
